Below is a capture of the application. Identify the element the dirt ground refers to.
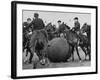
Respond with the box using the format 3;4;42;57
23;48;91;69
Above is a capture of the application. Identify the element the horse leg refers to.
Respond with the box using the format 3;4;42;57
80;46;87;60
23;42;26;52
75;45;81;61
89;52;91;61
71;46;74;61
23;47;24;52
28;48;34;64
40;48;47;65
26;48;28;56
87;46;91;61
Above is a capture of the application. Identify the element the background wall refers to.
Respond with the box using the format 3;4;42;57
0;0;99;80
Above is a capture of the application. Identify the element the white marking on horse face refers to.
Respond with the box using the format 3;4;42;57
60;33;64;38
83;33;87;36
24;26;26;28
40;59;45;65
28;32;32;35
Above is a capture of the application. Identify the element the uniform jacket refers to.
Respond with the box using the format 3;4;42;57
58;23;66;33
28;18;45;30
23;22;30;32
73;21;80;31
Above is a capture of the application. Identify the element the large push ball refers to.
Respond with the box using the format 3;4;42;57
47;38;71;62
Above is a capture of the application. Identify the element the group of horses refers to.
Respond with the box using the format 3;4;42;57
23;22;91;69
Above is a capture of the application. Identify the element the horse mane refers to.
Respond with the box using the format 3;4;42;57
40;29;48;42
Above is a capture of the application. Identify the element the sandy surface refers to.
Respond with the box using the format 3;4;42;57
23;47;91;69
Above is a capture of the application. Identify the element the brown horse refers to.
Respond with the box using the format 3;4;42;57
45;23;57;41
64;29;81;61
57;22;70;38
78;32;89;60
29;29;48;68
80;23;91;60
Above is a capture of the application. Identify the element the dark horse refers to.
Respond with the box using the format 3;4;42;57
80;23;91;60
23;25;32;58
29;29;48;68
64;29;81;61
78;33;89;60
57;22;70;37
45;23;57;41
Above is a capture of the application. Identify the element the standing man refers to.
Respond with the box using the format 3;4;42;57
72;17;80;34
28;13;45;31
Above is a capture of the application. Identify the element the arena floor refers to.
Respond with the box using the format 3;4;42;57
23;47;91;69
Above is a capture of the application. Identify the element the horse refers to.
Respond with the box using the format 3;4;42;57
57;22;70;37
23;24;32;58
29;29;48;68
81;23;91;44
64;28;82;61
45;23;57;41
80;23;91;60
78;32;89;60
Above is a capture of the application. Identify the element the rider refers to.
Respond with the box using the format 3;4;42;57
57;20;63;36
23;18;32;32
23;18;32;41
27;13;45;63
23;18;32;27
57;20;62;29
72;17;80;35
23;18;32;59
57;20;67;37
28;13;45;31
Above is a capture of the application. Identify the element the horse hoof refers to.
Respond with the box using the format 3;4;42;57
33;66;36;69
29;61;32;64
72;59;74;62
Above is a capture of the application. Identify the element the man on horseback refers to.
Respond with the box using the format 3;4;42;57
23;18;32;52
79;23;91;60
72;17;80;35
64;17;82;62
23;18;32;27
57;20;66;37
23;18;32;33
26;13;47;65
28;13;45;31
57;20;62;33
